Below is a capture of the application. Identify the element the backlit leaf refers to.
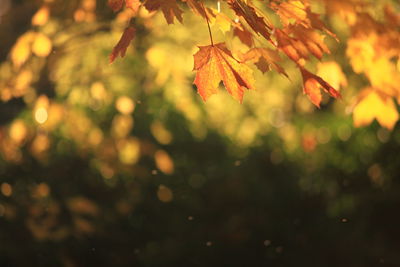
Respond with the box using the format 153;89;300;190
242;47;288;77
193;43;255;103
300;67;341;108
353;89;398;130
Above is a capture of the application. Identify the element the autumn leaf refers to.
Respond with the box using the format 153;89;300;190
109;26;136;64
193;43;255;103
275;29;308;62
108;0;124;12
305;6;337;40
233;22;254;47
242;47;288;77
228;0;272;40
182;0;208;19
289;24;331;60
271;0;337;40
144;0;183;24
214;12;233;34
299;66;341;108
317;61;348;90
271;0;307;26
353;89;398;130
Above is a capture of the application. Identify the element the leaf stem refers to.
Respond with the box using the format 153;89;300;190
201;1;214;46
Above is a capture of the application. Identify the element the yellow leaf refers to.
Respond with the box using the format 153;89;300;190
317;61;347;90
214;12;232;34
353;89;398;130
346;36;375;73
366;57;400;95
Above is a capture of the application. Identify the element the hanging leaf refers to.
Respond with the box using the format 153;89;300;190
242;47;288;77
144;0;183;24
353;89;399;130
109;26;136;64
182;0;208;19
233;22;254;47
299;66;341;108
228;0;272;40
193;43;255;103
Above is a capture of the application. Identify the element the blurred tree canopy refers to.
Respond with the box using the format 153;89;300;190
0;0;400;266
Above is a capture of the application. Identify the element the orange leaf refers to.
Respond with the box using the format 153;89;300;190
144;0;183;24
109;26;136;64
233;22;254;47
242;47;288;77
299;67;341;108
271;1;337;40
193;43;255;103
108;0;124;12
276;29;306;62
289;24;330;60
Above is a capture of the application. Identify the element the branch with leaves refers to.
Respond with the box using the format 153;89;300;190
109;0;342;107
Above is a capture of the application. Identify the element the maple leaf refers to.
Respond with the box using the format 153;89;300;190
305;7;337;40
144;0;183;24
299;67;341;108
271;0;307;26
193;43;255;103
275;29;308;62
353;89;399;130
182;0;208;19
214;12;233;34
289;24;330;60
233;22;254;47
108;0;124;12
275;25;330;63
109;26;136;64
271;0;337;40
317;61;348;90
242;47;288;77
227;0;272;40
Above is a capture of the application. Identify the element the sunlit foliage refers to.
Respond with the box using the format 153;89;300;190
0;0;400;266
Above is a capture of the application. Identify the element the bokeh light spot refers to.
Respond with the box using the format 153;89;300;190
35;107;48;124
1;183;12;197
157;185;173;202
